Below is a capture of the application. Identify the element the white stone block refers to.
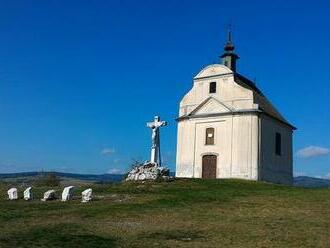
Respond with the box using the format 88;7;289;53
61;186;75;202
7;188;18;200
81;188;92;203
24;187;33;201
41;190;56;201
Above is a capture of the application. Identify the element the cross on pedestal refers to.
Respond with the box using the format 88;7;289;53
147;116;167;166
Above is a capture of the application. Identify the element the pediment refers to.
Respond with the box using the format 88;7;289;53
194;64;232;79
189;97;234;116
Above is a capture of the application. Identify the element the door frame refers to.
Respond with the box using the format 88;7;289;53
201;153;218;179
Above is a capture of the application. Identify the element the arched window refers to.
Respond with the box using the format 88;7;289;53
205;128;215;145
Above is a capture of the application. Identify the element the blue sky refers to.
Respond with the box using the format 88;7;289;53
0;0;329;176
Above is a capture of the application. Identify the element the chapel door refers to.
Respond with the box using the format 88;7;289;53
202;155;217;179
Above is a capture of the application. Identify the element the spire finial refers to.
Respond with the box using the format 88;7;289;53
224;23;234;52
227;23;232;43
220;23;239;72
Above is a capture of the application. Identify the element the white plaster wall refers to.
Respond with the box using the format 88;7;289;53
231;114;259;180
175;119;195;177
176;114;259;180
259;116;293;185
193;116;232;178
179;64;255;117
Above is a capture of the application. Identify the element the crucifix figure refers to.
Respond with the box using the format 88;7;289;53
147;116;167;165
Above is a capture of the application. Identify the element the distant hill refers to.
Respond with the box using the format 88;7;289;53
0;172;125;184
293;176;330;188
1;172;329;188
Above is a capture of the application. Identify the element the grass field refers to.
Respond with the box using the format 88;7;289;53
0;179;329;247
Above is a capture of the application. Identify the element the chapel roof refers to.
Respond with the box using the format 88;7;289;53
234;73;296;129
182;32;295;130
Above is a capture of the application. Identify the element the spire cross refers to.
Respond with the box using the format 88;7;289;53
227;24;232;43
147;116;167;165
220;24;239;71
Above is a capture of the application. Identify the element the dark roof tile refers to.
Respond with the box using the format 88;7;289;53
234;73;296;129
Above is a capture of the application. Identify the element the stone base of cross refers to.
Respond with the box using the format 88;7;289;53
147;116;167;166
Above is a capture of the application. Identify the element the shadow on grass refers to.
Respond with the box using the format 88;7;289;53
139;229;205;242
0;223;117;248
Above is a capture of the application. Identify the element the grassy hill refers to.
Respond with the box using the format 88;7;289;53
0;179;329;247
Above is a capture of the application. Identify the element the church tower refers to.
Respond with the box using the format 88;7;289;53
220;30;239;72
175;33;295;185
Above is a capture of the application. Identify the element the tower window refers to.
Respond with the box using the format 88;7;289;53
205;128;215;145
275;132;281;156
209;82;216;93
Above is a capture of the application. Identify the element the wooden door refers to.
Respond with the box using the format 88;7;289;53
202;155;217;179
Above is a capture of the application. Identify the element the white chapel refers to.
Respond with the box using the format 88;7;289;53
175;33;296;185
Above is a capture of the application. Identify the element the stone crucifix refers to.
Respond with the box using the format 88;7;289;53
147;116;167;166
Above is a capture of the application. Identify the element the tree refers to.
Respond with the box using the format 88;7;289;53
34;172;61;187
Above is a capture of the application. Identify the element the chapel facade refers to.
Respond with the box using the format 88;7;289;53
175;33;295;185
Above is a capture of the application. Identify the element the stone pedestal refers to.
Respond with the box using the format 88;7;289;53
126;162;170;181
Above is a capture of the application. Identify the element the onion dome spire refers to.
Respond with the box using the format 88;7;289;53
220;26;239;72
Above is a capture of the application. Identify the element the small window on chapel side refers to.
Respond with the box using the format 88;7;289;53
205;128;215;145
275;132;282;156
209;82;216;93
